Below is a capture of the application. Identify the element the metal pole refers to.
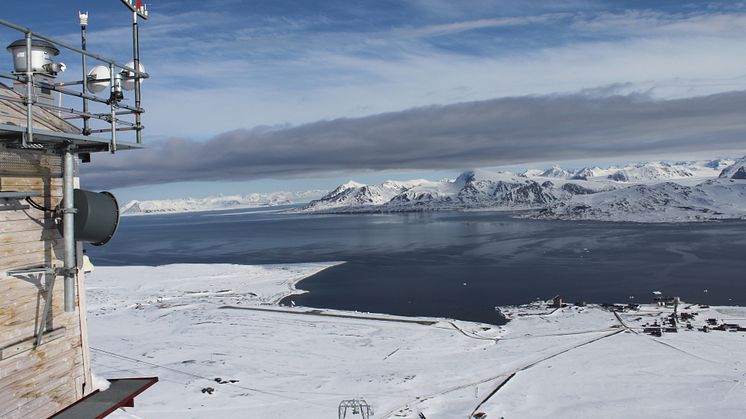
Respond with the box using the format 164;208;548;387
0;70;119;106
133;11;142;144
63;144;76;312
109;64;117;153
24;32;33;146
0;92;133;124
35;273;56;346
80;13;90;135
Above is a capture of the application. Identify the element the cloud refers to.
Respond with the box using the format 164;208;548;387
48;4;746;142
84;90;746;189
403;13;567;37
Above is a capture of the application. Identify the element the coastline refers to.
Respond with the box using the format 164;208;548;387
86;263;746;418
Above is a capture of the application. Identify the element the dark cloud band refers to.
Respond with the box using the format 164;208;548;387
84;91;746;189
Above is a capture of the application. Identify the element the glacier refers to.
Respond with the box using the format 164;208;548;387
120;190;327;216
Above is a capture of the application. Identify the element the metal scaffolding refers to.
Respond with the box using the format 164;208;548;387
0;8;148;317
0;12;148;153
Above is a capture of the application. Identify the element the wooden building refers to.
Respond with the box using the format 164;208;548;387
0;82;95;418
1;10;155;418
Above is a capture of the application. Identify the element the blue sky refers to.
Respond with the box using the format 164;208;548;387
4;1;746;201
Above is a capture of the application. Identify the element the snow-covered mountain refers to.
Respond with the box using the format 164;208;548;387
304;180;434;212
540;165;575;179
719;157;746;179
529;160;728;183
300;157;746;222
534;179;746;222
302;169;615;213
121;190;326;216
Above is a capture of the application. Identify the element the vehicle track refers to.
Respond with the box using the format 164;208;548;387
380;328;622;419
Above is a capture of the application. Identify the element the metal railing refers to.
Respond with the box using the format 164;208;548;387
0;16;149;153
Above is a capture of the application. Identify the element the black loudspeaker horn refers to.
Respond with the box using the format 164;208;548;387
57;189;120;246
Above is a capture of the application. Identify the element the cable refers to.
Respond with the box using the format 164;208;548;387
90;346;413;400
91;347;307;401
25;196;56;213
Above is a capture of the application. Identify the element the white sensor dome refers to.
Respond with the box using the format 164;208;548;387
121;61;144;91
87;65;110;94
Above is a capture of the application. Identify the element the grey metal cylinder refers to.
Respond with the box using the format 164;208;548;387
7;38;60;73
57;189;120;246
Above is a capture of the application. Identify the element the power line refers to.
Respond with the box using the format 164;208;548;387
91;345;425;407
91;346;302;401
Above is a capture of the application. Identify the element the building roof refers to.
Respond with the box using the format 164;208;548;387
0;82;79;133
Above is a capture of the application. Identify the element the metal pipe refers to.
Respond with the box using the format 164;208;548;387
133;11;142;144
0;71;142;113
89;126;139;133
57;86;62;117
0;93;126;123
55;80;84;86
24;32;33;146
81;17;90;135
40;79;140;112
62;144;76;312
87;109;137;118
63;112;137;122
109;63;117;153
0;19;149;78
35;273;56;346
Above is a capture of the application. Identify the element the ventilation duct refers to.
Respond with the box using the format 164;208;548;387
57;189;120;246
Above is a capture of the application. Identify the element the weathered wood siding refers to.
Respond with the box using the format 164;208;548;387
0;147;92;419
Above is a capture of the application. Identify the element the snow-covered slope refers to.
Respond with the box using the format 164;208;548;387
540;165;575;179
535;179;746;222
719;156;746;179
88;264;746;418
121;190;326;216
535;160;727;183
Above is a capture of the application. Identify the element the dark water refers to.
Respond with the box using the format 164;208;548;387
88;207;746;324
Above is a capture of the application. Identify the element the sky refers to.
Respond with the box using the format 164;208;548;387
3;1;746;201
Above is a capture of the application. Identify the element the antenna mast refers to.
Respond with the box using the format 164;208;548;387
120;0;148;144
79;11;89;135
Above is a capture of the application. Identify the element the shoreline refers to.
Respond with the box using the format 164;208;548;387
127;202;746;224
86;263;746;418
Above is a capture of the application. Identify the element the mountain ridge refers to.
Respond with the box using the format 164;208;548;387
299;158;746;222
121;190;327;216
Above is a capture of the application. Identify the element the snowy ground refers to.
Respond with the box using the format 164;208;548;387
86;264;746;418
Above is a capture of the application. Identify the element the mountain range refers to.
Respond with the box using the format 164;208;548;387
120;190;326;216
300;157;746;222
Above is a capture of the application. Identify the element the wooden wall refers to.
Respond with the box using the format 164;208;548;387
0;147;92;418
